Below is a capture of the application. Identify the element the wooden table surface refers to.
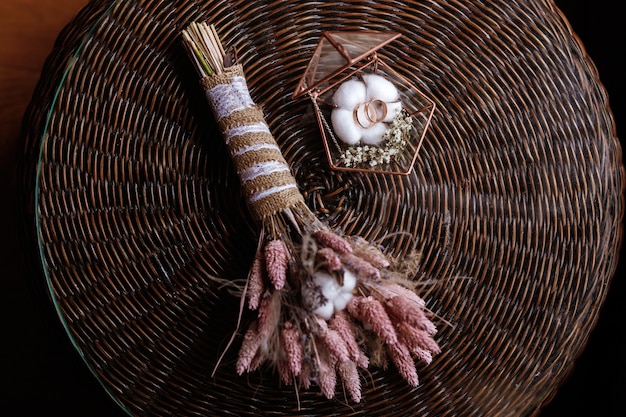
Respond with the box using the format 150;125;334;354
1;1;623;416
0;2;126;415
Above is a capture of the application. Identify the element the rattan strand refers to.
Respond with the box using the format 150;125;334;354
18;0;623;416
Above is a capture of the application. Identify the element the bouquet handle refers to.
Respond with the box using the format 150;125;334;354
200;64;305;222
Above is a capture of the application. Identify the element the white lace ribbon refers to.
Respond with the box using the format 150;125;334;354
205;75;255;120
240;160;291;183
248;184;299;204
224;123;271;145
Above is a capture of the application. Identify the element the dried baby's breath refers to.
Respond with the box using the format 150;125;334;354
340;109;413;168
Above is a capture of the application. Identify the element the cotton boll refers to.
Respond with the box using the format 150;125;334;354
321;277;342;301
383;101;404;122
341;270;357;292
362;74;399;102
331;108;362;145
313;271;342;301
314;300;335;320
333;79;367;109
333;292;353;312
360;122;388;146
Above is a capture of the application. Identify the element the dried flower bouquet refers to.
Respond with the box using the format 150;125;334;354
181;22;440;403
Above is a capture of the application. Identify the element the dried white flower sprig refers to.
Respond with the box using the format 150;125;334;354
182;22;440;403
340;109;413;168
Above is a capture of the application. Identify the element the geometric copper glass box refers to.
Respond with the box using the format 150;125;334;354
293;31;436;175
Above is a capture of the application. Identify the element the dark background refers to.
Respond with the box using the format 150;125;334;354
2;1;624;416
538;1;625;415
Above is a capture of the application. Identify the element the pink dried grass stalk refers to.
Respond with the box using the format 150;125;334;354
278;359;292;385
384;293;428;327
256;293;280;339
246;248;265;310
247;349;266;374
314;229;353;254
265;239;288;290
281;322;303;377
315;318;350;364
396;321;440;364
380;283;426;308
347;296;398;345
316;247;343;271
338;361;362;403
387;342;420;387
299;361;313;390
351;236;390;268
341;252;380;279
317;349;338;399
329;312;369;368
236;324;262;375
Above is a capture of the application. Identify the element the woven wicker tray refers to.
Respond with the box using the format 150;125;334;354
18;0;623;416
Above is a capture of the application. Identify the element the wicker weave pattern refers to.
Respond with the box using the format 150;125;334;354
19;0;623;416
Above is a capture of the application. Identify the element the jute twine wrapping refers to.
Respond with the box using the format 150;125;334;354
200;64;304;221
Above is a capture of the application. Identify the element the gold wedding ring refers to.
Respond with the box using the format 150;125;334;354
353;99;388;128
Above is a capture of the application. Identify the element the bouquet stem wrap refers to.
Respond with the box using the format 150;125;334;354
182;22;441;404
201;65;306;222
